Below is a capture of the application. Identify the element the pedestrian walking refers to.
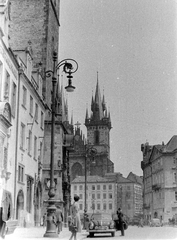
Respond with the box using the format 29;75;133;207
55;205;63;235
0;207;7;239
117;208;125;236
138;218;144;227
68;195;81;240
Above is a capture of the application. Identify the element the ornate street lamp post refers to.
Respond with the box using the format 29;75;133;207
44;51;78;238
83;145;97;230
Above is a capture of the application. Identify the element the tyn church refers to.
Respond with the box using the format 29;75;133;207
69;78;114;181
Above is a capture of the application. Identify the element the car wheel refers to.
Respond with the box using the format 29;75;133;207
90;233;94;238
111;232;115;237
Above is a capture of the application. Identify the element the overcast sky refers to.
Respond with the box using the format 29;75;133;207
59;0;177;177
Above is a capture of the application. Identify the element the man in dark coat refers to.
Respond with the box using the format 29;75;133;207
117;208;124;236
55;206;63;235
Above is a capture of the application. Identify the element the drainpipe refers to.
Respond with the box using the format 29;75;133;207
13;68;22;218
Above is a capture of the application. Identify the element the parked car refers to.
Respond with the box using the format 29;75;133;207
150;218;163;227
88;213;116;237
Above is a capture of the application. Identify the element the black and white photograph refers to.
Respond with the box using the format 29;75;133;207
0;0;177;239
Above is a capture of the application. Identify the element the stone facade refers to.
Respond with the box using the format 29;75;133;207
70;79;114;181
0;0;19;222
9;0;60;108
8;0;74;226
71;175;118;218
141;136;177;224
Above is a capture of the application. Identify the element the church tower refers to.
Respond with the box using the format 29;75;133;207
85;75;114;176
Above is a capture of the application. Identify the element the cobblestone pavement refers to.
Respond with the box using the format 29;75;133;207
4;225;177;240
5;226;88;240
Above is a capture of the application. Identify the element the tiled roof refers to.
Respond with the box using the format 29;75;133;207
72;175;114;183
127;172;143;185
165;135;177;152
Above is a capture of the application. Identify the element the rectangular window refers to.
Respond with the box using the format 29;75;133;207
11;82;17;117
34;135;37;159
22;86;27;107
30;95;33;116
92;185;95;190
41;111;44;129
4;71;10;101
175;192;177;201
79;185;83;190
103;185;106;190
3;147;7;171
92;203;95;210
174;172;177;183
20;123;25;150
79;194;82;199
97;185;100;190
74;185;77;191
109;193;112;199
18;165;24;183
97;203;100;210
35;103;38;122
109;184;112;190
109;203;112;210
92;194;95;199
28;130;32;155
39;141;43;161
103;203;106;210
97;193;100;199
103;193;106;199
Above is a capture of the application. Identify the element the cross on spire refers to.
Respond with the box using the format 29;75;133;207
74;121;81;129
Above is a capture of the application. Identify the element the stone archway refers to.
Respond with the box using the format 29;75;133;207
71;162;83;181
34;181;42;226
16;190;24;226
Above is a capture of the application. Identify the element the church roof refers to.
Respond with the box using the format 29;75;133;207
85;74;111;129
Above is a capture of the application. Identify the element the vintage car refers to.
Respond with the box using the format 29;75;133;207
88;213;116;237
150;218;163;227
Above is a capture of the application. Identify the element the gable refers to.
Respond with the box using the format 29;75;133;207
149;145;162;162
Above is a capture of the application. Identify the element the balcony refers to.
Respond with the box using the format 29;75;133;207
152;184;161;191
143;203;150;209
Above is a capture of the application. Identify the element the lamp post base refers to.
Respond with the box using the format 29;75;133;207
83;209;87;230
43;199;60;238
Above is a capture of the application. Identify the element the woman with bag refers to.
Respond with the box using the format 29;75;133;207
68;195;81;240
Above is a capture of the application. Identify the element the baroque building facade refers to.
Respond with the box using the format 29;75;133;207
0;0;19;223
0;0;46;227
141;136;177;224
2;0;73;227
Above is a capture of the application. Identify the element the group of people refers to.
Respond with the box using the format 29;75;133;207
42;195;81;240
43;198;126;239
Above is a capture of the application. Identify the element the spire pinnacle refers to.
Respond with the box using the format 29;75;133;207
71;111;73;125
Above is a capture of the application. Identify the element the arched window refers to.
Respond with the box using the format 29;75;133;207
94;130;99;144
71;162;83;181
